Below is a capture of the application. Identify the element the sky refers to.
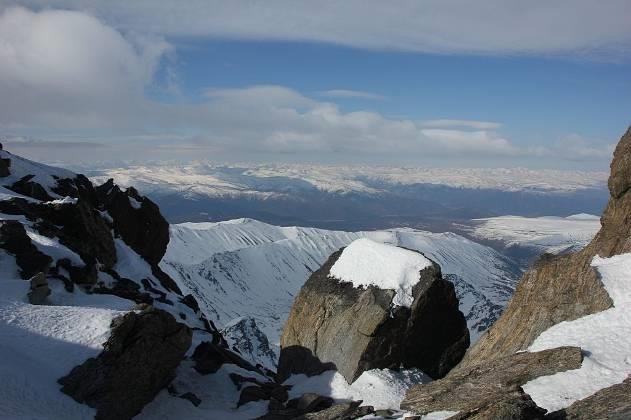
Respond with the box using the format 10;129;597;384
0;1;630;169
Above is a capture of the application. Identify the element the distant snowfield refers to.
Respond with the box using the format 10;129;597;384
89;163;608;198
523;253;631;412
469;214;601;255
330;238;432;307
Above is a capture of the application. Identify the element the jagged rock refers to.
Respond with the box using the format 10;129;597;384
461;126;631;369
9;175;54;200
0;220;52;279
95;180;170;266
401;346;582;416
238;384;290;407
222;317;278;370
27;272;50;304
449;390;546;419
58;307;192;420
279;246;469;383
546;378;631;419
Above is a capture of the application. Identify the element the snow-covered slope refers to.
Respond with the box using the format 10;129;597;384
468;214;601;255
161;219;520;351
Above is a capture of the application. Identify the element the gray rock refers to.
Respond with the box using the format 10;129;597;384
546;378;631;419
27;272;50;304
401;346;582;416
58;307;192;420
279;249;469;383
462;126;631;369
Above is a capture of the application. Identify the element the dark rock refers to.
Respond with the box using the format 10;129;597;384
0;157;10;177
27;272;50;304
92;274;153;305
239;386;273;406
178;392;201;407
546;378;631;419
95;180;170;266
401;346;582;416
0;220;52;279
286;393;332;412
279;248;469;382
9;175;53;201
58;308;192;420
57;258;97;285
180;294;200;313
192;340;258;375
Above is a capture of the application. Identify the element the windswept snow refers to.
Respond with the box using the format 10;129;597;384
522;253;631;412
469;214;600;255
329;238;432;307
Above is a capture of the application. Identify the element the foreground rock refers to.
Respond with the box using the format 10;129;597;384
546;378;631;419
58;308;192;420
279;239;469;383
462;126;631;367
401;346;582;417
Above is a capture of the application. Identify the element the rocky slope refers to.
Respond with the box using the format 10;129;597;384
0;147;300;419
402;125;631;416
279;239;469;383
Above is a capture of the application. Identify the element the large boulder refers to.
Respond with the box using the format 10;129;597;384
546;377;631;419
279;238;469;383
58;307;192;420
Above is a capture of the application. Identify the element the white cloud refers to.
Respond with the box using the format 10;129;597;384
318;90;385;100
421;120;502;130
1;0;630;56
0;6;171;128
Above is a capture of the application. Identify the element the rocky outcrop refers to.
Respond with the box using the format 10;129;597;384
546;378;631;419
95;180;170;266
222;317;278;370
279;247;469;383
0;220;52;279
460;126;631;367
401;346;582;416
58;307;192;420
259;393;374;420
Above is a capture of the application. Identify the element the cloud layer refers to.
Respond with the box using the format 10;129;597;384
2;0;630;56
0;6;616;166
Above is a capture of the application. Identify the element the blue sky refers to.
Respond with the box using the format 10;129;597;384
0;1;630;169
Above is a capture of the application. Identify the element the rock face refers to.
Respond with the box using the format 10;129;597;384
222;316;278;370
401;346;582;416
547;378;631;419
58;308;192;420
460;126;631;367
279;246;469;383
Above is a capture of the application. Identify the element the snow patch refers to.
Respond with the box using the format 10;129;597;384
285;368;431;411
522;253;631;411
329;238;432;307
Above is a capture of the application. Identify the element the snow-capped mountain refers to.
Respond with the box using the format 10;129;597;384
160;218;521;353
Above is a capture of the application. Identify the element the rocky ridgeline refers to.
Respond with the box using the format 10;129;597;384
0;148;282;419
279;242;470;384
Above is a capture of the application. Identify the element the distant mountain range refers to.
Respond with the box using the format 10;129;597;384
80;162;609;230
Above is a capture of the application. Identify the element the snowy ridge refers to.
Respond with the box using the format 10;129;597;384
468;214;600;255
329;238;432;308
161;219;520;350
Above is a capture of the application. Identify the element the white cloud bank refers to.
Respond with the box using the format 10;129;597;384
2;0;630;56
0;6;616;165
